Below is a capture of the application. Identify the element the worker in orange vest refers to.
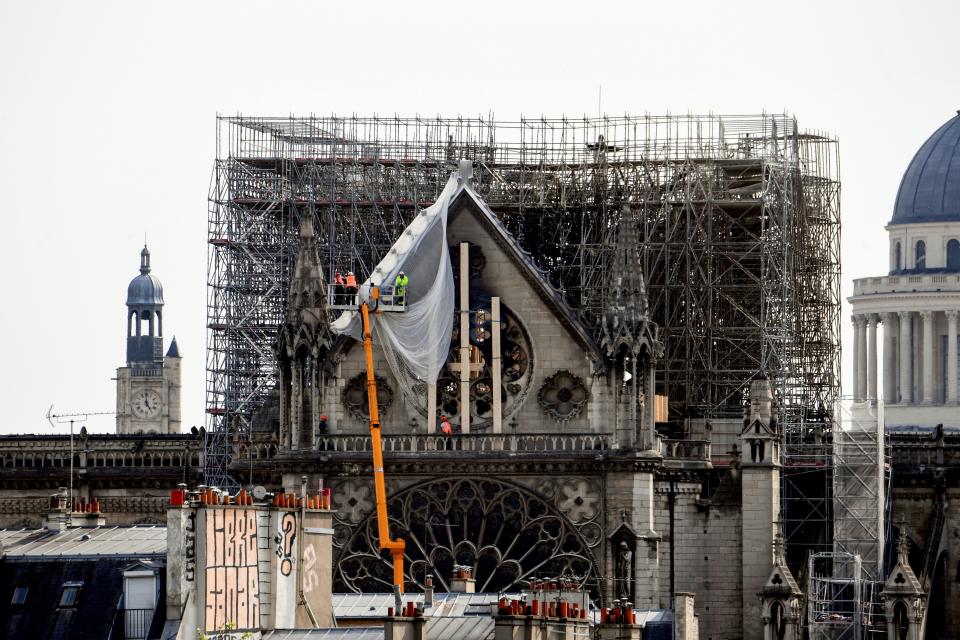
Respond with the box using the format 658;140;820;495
439;415;453;435
345;271;358;303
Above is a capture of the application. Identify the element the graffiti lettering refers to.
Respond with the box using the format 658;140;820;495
185;510;197;582
204;508;259;634
274;512;296;577
302;544;319;593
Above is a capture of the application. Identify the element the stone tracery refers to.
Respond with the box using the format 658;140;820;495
538;370;589;421
334;477;599;596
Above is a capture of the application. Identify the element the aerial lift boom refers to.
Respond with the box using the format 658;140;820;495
358;288;406;593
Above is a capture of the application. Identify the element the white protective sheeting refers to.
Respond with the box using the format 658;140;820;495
331;174;457;401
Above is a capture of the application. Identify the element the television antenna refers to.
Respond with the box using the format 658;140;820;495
46;405;115;505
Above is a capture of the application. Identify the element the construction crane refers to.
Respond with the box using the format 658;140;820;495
349;286;407;594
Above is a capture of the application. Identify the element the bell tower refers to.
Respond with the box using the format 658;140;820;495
116;246;182;434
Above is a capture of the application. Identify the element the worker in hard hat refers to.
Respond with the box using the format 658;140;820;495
345;271;358;304
439;415;453;435
333;271;345;305
318;414;329;436
394;270;409;306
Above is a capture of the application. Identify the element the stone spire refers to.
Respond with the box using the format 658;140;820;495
601;205;660;359
282;213;333;354
277;213;333;450
602;205;662;450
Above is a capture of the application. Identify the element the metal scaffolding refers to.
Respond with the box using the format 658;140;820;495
205;114;841;550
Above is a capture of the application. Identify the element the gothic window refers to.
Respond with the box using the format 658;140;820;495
915;240;926;270
893;600;908;640
770;601;786;640
947;239;960;270
334;478;598;598
894;241;902;271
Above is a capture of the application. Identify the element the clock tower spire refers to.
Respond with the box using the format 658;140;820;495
116;245;182;434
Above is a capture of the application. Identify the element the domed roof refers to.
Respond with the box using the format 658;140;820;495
126;245;164;306
892;113;960;225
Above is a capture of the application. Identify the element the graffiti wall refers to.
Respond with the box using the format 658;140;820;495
203;508;260;634
296;510;334;627
167;493;334;639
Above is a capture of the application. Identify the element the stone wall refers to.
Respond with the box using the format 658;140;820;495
655;480;742;640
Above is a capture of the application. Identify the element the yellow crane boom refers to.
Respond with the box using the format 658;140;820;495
359;289;406;593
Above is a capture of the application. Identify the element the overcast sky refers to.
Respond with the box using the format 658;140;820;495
1;1;958;435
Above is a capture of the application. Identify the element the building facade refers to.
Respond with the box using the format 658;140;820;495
849;112;960;427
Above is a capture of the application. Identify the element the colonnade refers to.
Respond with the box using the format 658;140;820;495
851;310;959;404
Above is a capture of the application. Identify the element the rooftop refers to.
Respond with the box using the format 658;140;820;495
0;525;167;559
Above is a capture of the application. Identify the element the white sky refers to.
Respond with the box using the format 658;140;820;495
1;0;958;435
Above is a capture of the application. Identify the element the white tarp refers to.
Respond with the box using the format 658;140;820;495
331;174;458;395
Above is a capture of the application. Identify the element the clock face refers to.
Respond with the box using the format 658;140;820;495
131;389;162;419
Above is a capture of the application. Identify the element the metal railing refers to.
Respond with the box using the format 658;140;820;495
327;286;407;311
114;607;154;640
315;432;611;454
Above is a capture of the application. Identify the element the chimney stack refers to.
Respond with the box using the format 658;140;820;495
43;488;70;532
450;565;475;593
424;574;434;609
69;497;106;527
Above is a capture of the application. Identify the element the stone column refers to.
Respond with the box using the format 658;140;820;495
311;356;320;446
857;316;868;401
867;315;879;401
279;364;289;446
291;360;302;449
459;242;471;433
921;311;935;404
948;310;959;404
491;297;503;433
882;313;897;403
898;311;913;404
851;316;862;401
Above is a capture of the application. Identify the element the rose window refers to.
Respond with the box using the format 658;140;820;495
538;370;589;420
342;373;394;421
334;478;598;597
434;305;532;429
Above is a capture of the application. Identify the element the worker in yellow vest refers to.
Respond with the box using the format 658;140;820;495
394;270;409;305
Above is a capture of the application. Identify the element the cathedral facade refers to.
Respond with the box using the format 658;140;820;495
241;169;792;640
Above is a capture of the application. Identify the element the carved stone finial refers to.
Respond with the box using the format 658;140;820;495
601;205;660;359
897;526;910;560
